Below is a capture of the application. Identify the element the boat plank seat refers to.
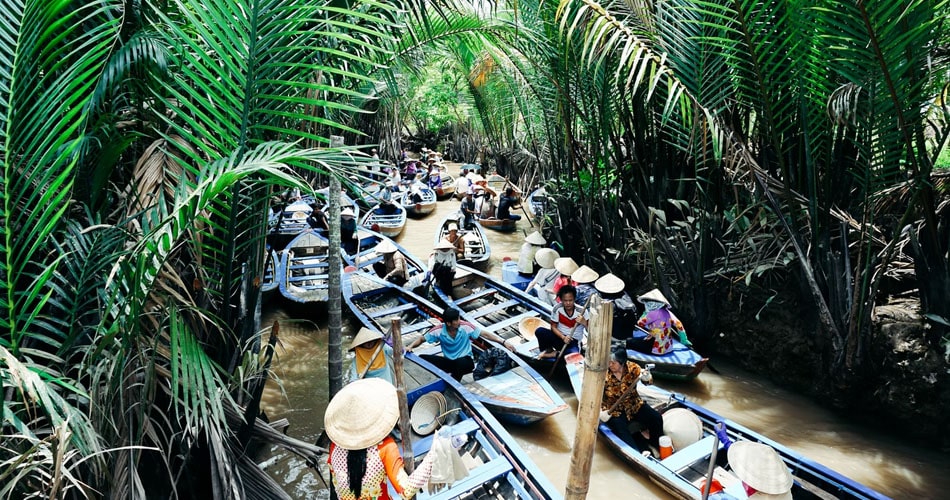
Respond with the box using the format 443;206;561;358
471;298;520;318
288;261;329;270
411;418;480;456
424;459;512;500
288;276;329;284
455;288;497;306
370;302;417;318
660;435;722;472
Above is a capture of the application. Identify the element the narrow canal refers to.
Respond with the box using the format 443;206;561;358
259;172;950;498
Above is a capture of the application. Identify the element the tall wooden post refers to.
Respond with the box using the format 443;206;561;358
566;297;612;499
327;135;344;399
390;318;414;472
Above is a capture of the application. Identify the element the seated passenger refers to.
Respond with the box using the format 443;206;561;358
405;307;511;381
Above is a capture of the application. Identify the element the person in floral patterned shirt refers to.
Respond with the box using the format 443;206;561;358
628;288;692;355
599;348;663;453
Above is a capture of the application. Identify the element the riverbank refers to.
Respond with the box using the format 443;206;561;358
714;288;950;451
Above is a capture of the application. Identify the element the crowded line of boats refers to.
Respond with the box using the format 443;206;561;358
261;159;887;499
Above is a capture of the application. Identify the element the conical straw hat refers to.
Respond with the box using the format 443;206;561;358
324;378;399;450
662;408;703;450
434;238;454;251
571;265;599;284
727;442;794;495
554;257;579;276
376;240;398;254
340;207;355;218
534;248;560;269
594;273;625;294
637;288;670;307
524;231;546;245
349;327;383;351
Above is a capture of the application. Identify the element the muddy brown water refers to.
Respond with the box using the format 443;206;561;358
259;173;950;498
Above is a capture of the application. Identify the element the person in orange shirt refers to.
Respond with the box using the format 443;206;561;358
325;379;435;500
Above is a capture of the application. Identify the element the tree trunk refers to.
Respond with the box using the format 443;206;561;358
328;137;345;399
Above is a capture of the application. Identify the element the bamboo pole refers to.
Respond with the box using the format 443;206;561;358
566;297;612;500
389;318;414;473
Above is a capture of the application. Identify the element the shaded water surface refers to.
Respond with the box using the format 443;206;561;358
259;170;950;498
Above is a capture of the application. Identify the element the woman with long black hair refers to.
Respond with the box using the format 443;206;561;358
324;379;435;499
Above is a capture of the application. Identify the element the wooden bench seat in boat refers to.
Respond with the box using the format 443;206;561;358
456;288;497;306
471;299;520;318
660;434;722;472
369;302;417;318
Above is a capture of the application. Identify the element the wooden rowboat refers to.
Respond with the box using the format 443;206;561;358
621;331;709;381
344;227;428;292
434;213;490;269
360;202;407;237
564;352;887;500
278;230;330;303
433;171;456;199
526;186;551;219
399;183;437;216
395;354;561;499
475;216;518;232
261;247;281;300
344;272;567;426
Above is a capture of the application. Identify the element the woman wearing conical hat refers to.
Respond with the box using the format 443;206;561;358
526;248;560;304
518;231;547;276
347;327;395;384
429;239;457;294
325;379;436;499
629;289;692;355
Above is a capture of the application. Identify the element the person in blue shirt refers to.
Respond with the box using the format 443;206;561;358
405;307;512;381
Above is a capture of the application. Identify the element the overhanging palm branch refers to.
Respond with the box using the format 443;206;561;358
0;0;122;491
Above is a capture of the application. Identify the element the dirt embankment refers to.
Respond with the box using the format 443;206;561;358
714;292;950;450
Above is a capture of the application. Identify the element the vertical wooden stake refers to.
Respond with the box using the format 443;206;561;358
566;297;612;500
390;318;414;472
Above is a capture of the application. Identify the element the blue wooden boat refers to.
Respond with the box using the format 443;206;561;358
434;213;490;270
344;227;428;291
360;202;407;237
344;272;567;426
278;230;330;303
563;353;887;500
399;182;437;217
267;195;321;241
622;330;708;381
526;186;551;219
261;247;281;300
396;353;562;499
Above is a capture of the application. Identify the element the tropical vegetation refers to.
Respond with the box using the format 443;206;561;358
3;0;949;496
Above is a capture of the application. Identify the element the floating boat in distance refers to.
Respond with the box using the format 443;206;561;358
433;171;456;199
486;173;515;196
564;353;886;500
344;272;567;426
476;216;518;232
526;186;552;219
434;213;490;269
397;354;561;499
360;202;407;237
399;183;438;217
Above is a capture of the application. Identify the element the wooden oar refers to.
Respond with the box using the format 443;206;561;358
606;363;654;414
